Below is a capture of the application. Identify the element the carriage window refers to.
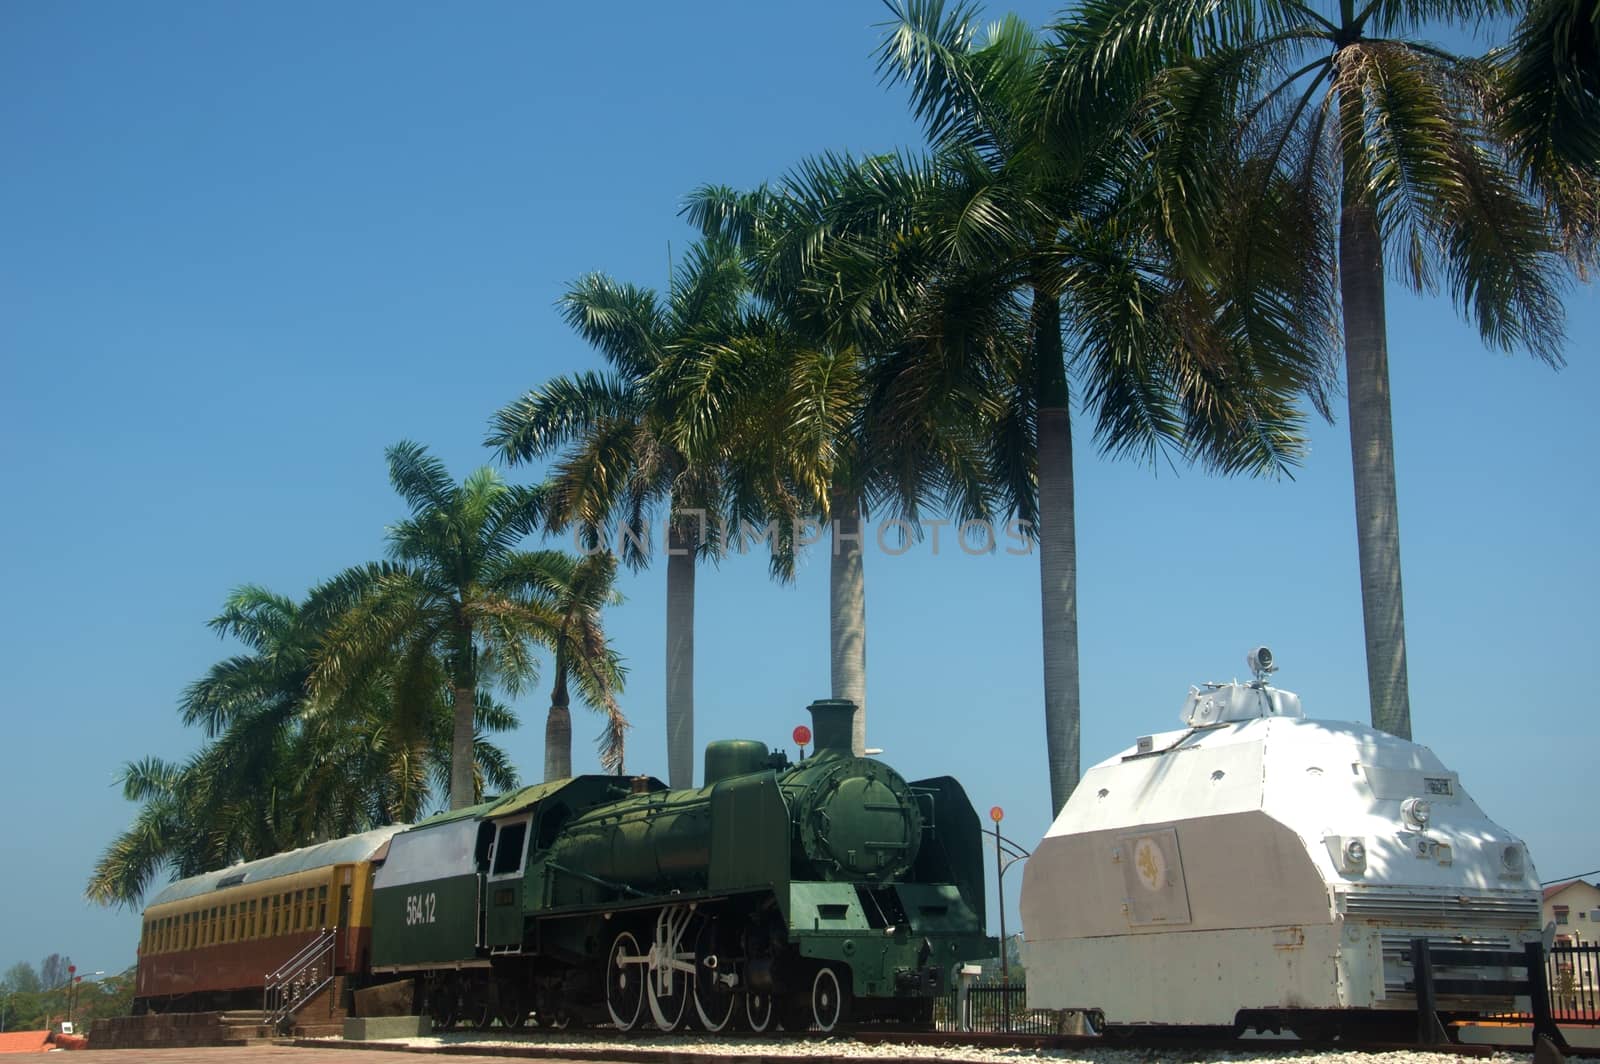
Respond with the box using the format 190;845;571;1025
491;821;528;876
303;890;315;930
318;885;328;926
249;899;258;938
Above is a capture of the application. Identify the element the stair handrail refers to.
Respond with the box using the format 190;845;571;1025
265;925;338;983
263;926;339;1029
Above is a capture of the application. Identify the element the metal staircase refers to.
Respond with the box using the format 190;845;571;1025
263;928;338;1031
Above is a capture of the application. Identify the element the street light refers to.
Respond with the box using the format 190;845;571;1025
64;971;104;1029
988;806;1031;1033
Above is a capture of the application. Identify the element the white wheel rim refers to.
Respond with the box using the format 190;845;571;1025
812;968;841;1033
606;932;643;1031
745;992;773;1032
693;974;735;1032
647;967;689;1031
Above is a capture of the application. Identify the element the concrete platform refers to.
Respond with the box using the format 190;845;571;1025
1458;1022;1600;1050
343;1016;432;1040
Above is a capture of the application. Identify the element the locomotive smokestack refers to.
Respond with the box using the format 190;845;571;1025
807;699;858;755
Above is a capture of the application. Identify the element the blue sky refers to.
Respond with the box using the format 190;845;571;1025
2;1;1596;977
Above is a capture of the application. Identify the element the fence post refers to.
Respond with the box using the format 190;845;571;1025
1412;938;1449;1046
1526;941;1569;1052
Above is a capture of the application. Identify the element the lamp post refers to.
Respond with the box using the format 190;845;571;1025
988;807;1031;1034
64;970;103;1029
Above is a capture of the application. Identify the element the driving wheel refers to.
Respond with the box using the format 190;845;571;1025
605;931;645;1031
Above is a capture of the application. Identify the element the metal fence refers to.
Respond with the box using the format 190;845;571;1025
1544;944;1600;1023
1465;943;1600;1026
933;983;1063;1034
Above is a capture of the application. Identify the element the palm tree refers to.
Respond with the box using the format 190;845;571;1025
684;155;1018;756
523;550;628;780
1495;0;1600;267
86;584;522;906
1059;0;1590;741
487;241;749;788
313;441;602;809
875;1;1328;811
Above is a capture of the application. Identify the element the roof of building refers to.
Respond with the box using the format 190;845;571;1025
0;1030;53;1053
1543;879;1599;901
146;823;408;908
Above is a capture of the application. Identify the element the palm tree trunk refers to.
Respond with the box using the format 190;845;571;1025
665;510;697;788
1034;289;1081;816
1340;88;1413;740
828;484;868;756
544;665;573;782
449;683;476;810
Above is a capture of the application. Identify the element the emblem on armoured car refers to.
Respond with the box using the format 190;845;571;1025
1133;836;1166;892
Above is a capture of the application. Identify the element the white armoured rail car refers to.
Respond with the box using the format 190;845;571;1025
1020;649;1542;1032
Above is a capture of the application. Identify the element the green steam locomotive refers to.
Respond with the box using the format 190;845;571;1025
369;699;993;1032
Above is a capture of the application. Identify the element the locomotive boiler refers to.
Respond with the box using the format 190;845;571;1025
369;698;993;1033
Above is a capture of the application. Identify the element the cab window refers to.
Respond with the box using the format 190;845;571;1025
491;821;529;876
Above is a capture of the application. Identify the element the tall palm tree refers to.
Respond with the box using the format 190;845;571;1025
1495;0;1600;266
313;441;594;809
487;241;749;788
523;550;628;781
684;155;1017;756
876;1;1329;811
87;585;522;907
1059;0;1590;741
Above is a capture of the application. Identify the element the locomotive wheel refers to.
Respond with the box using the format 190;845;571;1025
809;966;851;1033
427;977;460;1030
497;985;528;1029
605;931;646;1031
646;963;691;1031
691;919;736;1032
743;990;775;1032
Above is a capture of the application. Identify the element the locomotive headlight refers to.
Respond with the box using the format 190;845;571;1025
1501;843;1527;877
1343;838;1367;871
1401;797;1432;830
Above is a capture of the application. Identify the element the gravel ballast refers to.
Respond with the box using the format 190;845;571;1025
310;1029;1536;1064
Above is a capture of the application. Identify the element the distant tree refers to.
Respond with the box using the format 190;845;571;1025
38;956;69;990
314;442;606;809
2;962;40;994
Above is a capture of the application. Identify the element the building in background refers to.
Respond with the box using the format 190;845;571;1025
1544;880;1600;945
